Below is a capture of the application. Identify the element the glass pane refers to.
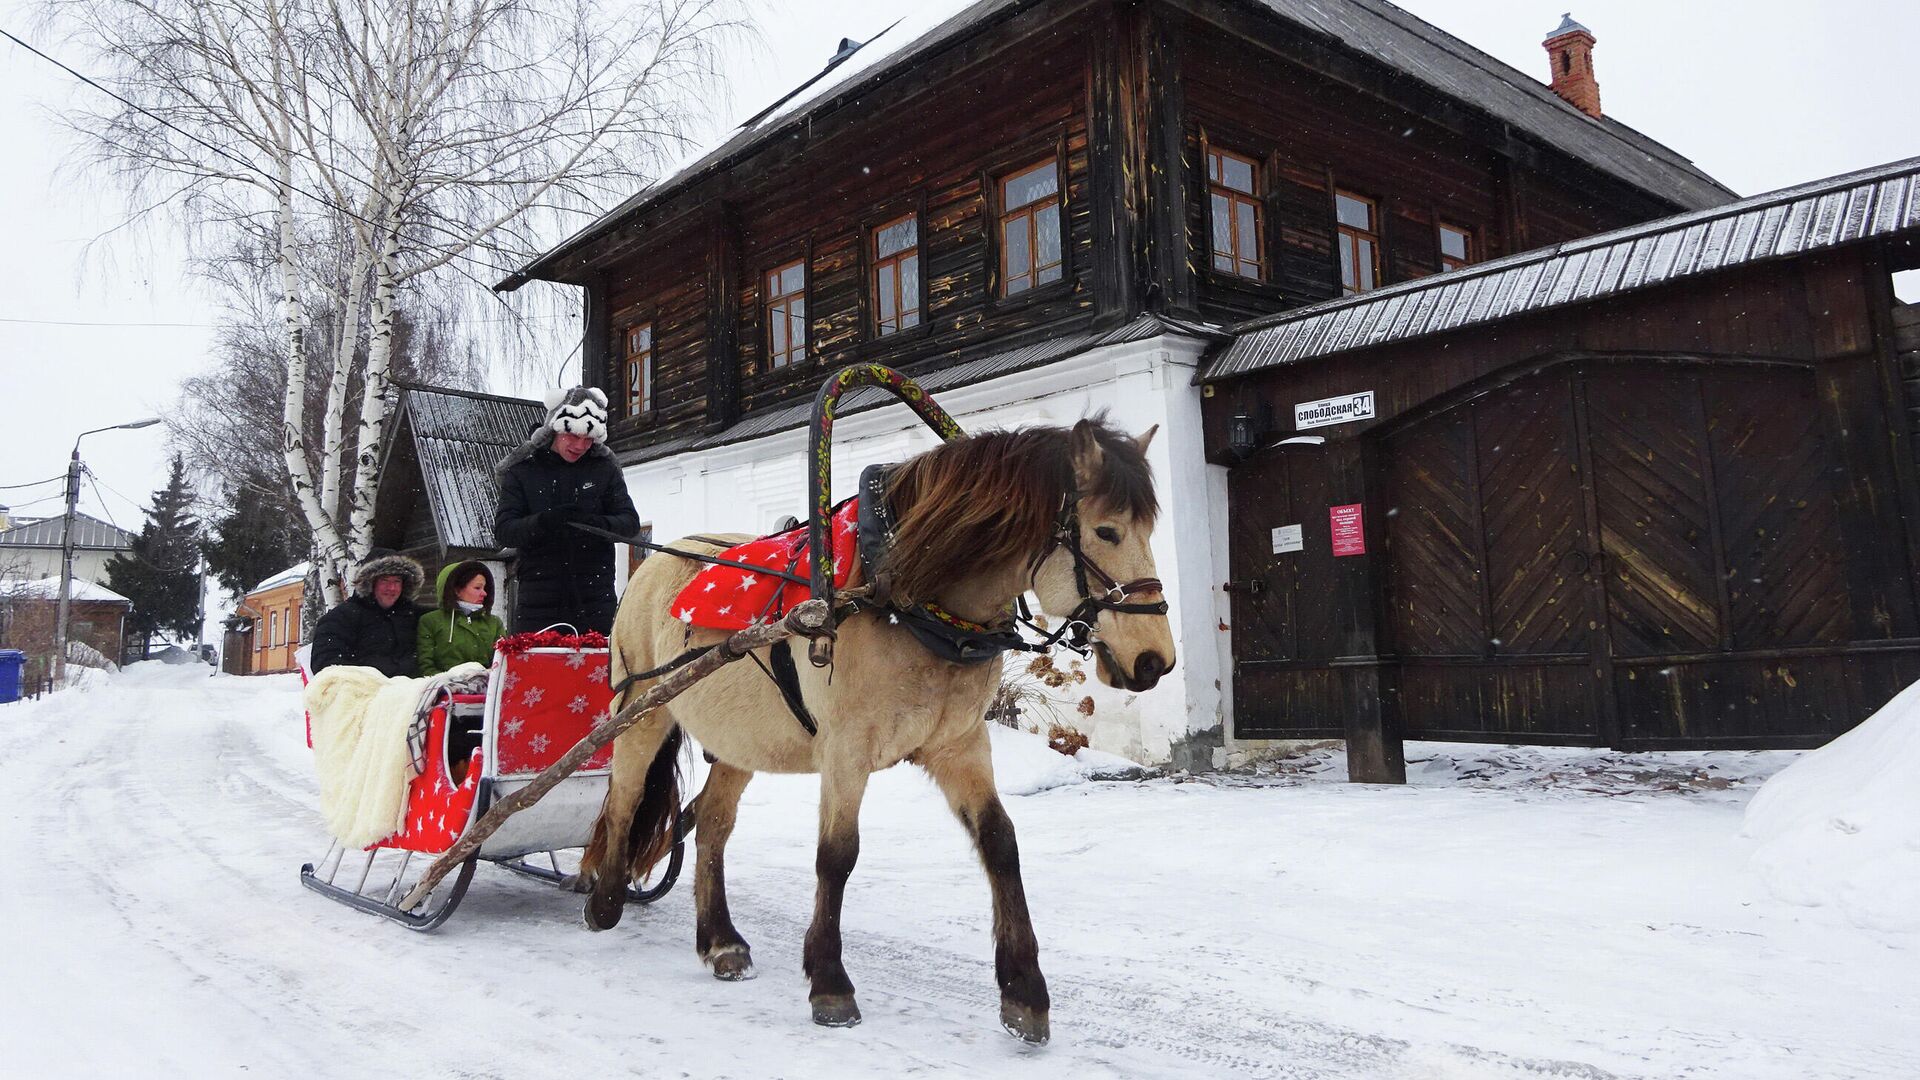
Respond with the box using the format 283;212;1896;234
1340;240;1358;292
1357;239;1376;291
767;270;780;295
1440;226;1468;261
1036;204;1060;270
1005;215;1031;278
902;308;920;329
1221;155;1255;194
641;359;652;412
876;266;895;332
770;308;787;358
790;309;807;356
1006;272;1031;296
900;254;919;313
1038;262;1062;286
637;326;652;352
1239;257;1260;279
1207;152;1220;183
1236;201;1259;270
1214;252;1234;271
877;216;917;258
1211;193;1232;256
1336;192;1372;230
1003;160;1058;210
781;263;805;295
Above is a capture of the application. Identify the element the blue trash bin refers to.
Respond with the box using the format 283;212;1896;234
0;649;25;704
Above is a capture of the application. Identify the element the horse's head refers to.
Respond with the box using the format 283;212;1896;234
1028;420;1177;693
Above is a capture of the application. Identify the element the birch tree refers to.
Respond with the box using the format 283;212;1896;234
49;0;738;602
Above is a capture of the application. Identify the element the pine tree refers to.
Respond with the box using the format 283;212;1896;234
202;467;309;598
106;456;204;654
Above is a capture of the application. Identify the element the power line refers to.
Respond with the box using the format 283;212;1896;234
0;26;532;280
0;312;570;329
0;475;65;491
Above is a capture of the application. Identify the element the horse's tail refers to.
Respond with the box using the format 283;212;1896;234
581;724;682;884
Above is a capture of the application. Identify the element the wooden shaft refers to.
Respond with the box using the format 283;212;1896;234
399;600;833;911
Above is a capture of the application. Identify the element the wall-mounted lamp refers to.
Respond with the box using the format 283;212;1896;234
1228;413;1261;459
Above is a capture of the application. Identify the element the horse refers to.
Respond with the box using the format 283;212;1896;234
579;417;1175;1043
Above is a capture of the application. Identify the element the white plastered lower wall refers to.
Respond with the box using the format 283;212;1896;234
613;333;1235;767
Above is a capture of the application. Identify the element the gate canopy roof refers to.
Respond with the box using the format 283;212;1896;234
1204;156;1920;383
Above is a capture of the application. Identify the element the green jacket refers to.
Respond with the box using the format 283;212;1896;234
416;606;505;676
416;563;505;676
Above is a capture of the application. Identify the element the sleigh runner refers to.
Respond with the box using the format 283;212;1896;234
300;633;686;930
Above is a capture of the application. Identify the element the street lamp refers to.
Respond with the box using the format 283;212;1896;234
54;418;162;684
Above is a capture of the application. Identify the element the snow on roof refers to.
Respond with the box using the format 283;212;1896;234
0;512;136;551
0;576;132;604
247;562;311;596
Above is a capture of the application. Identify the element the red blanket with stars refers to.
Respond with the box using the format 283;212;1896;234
670;499;861;631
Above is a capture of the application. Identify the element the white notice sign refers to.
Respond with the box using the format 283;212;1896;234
1294;391;1376;430
1271;524;1303;554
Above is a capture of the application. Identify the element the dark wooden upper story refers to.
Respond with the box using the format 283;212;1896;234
501;0;1732;460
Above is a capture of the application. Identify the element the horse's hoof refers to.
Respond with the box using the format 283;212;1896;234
584;888;625;932
707;946;755;981
811;995;862;1028
1000;1001;1050;1045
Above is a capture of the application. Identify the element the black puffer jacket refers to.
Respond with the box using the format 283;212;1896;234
309;553;428;677
494;446;639;634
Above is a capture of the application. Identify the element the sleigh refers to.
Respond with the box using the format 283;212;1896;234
299;634;686;930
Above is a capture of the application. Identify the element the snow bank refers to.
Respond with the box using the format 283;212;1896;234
987;723;1146;796
1742;678;1920;932
114;659;223;688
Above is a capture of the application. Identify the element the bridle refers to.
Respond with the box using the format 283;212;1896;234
1018;479;1169;657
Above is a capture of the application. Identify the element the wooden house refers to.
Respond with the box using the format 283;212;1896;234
233;562;309;675
498;0;1732;765
1199;158;1920;780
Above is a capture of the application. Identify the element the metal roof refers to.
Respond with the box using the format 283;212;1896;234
0;512;135;551
1204;156;1920;382
622;314;1190;466
502;0;1728;289
395;385;546;551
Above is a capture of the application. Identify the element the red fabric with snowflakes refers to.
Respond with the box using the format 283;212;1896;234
491;648;616;776
377;696;482;854
669;499;861;631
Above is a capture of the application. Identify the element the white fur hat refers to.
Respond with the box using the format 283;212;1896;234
544;386;608;443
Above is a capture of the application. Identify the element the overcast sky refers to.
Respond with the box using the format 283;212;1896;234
2;0;1915;533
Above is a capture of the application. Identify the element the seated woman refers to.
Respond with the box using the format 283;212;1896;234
417;561;506;677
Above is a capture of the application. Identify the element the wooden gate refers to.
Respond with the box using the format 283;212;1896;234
1368;358;1919;748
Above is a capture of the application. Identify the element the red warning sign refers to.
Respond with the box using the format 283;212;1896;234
1330;503;1366;556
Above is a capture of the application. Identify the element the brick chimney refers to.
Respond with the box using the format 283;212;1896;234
1544;13;1602;119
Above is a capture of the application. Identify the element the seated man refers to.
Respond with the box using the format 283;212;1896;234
310;551;428;677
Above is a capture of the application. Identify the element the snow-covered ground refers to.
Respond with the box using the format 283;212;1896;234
2;664;1915;1079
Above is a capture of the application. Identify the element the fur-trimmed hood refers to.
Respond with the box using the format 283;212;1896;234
350;552;426;600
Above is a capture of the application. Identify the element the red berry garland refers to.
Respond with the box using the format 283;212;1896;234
493;629;609;655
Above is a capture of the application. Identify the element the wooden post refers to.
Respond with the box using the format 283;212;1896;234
1333;436;1406;784
398;599;833;911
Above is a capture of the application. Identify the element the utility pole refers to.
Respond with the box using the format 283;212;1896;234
54;418;161;686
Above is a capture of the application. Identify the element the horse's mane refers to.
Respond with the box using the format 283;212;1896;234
877;417;1157;606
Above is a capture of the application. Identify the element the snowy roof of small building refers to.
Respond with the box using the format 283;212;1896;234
0;512;136;552
387;383;546;552
247;562;311;597
1204;155;1920;381
1;575;132;604
502;0;1731;289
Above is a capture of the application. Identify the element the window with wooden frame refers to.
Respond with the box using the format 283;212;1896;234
268;610;278;648
623;323;654;416
998;159;1063;296
871;214;921;336
1438;222;1474;272
764;260;808;369
286;605;299;644
1335;190;1381;295
1207;148;1263;279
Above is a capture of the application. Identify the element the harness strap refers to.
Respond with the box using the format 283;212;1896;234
751;640;819;736
609;643;717;697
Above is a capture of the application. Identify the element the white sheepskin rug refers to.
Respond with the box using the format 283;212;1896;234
305;663;488;847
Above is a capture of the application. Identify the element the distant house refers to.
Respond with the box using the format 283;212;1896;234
369;382;550;613
232;562;310;675
0;575;131;687
0;513;136;587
